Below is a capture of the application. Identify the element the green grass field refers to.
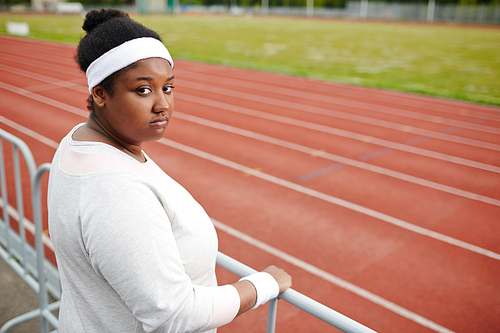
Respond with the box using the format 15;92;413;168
1;13;499;106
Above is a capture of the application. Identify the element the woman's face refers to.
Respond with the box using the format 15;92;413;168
96;57;174;147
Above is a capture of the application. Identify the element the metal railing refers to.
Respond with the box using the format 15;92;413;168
0;128;58;333
217;252;376;333
0;128;375;333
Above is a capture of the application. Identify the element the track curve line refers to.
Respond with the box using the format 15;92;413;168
177;68;500;123
2;92;497;262
0;53;79;76
2;59;499;150
0;82;88;118
159;137;500;262
177;79;500;138
1;64;496;206
0;63;88;93
212;218;455;333
174;112;500;207
0;116;59;149
176;92;500;174
3;62;499;165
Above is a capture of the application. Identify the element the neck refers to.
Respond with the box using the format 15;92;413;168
87;112;146;163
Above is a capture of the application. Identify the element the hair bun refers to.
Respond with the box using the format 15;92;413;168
82;9;129;34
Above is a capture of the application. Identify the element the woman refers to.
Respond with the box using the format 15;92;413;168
48;8;291;333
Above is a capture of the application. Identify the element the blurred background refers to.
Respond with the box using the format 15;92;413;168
1;0;500;22
0;4;499;107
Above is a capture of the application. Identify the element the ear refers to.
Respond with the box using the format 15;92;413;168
91;85;107;108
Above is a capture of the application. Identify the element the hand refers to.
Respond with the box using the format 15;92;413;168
262;265;292;294
233;265;292;316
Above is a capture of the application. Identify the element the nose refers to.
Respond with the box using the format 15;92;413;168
153;91;172;114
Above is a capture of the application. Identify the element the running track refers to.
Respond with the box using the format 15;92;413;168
0;35;499;333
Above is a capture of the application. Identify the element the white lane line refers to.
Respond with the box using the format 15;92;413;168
0;116;59;149
2;83;498;262
0;82;88;118
0;53;80;76
2;65;499;208
0;34;494;124
1;80;499;260
176;92;500;174
176;78;500;137
3;36;499;134
177;67;500;122
0;46;75;67
1;60;498;151
159;137;500;262
212;218;455;333
174;112;500;207
0;64;87;93
2;64;499;172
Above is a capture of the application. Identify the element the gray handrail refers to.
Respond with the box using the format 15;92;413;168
216;252;377;333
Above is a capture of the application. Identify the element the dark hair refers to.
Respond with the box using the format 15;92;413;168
75;9;163;111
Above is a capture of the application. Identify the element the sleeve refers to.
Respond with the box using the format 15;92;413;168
80;171;221;332
203;285;240;331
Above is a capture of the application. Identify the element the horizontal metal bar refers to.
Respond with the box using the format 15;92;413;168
0;301;59;333
0;129;37;179
216;252;376;333
42;302;60;330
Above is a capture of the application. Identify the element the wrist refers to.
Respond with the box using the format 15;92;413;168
239;272;280;309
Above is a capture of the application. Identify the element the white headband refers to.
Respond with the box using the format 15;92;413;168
86;37;174;93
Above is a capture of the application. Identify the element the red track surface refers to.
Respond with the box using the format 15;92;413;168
1;35;499;333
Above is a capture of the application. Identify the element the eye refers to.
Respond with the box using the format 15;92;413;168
137;87;152;95
163;85;174;94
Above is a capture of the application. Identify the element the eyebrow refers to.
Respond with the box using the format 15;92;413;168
135;75;175;81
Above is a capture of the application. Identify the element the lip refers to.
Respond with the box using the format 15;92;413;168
150;116;168;128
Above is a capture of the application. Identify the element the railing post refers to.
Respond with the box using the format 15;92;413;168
306;0;314;17
360;0;368;19
266;298;278;333
12;146;28;276
0;138;12;257
427;0;435;23
33;163;52;333
261;0;268;15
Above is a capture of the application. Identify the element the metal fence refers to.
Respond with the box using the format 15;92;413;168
0;128;375;333
1;1;499;24
0;129;58;333
345;1;500;23
178;1;500;24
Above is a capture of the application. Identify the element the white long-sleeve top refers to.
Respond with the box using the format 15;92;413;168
48;125;239;333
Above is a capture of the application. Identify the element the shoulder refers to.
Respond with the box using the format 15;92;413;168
55;130;152;177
